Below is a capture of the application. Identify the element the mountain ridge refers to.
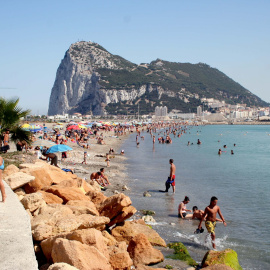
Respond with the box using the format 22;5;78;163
48;41;268;116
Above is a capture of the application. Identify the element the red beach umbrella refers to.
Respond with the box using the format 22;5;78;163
67;125;80;130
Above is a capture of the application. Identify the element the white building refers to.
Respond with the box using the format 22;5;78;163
197;106;202;117
155;106;168;117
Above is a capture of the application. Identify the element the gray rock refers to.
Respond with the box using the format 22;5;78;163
142;215;156;223
143;191;151;197
122;185;130;191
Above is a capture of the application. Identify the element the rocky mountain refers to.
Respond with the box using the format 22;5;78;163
48;41;268;116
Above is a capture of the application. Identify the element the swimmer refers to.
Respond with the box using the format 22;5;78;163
231;150;234;155
218;149;222;155
198;196;227;249
197;139;201;145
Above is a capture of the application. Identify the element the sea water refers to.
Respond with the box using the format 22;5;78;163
121;125;270;270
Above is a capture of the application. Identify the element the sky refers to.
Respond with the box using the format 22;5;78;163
0;0;270;115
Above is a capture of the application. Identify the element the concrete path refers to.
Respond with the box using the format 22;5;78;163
0;181;38;270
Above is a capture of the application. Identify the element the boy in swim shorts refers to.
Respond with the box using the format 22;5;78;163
192;206;222;222
197;196;227;249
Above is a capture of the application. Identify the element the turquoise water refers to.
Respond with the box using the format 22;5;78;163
122;125;270;270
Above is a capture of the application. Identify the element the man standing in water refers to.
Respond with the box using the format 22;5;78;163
164;159;176;193
197;196;227;249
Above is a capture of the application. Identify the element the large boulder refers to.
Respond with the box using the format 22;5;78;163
41;233;70;262
202;249;242;270
66;228;109;259
57;178;96;193
4;172;35;190
48;263;79;270
32;204;74;228
3;164;20;178
23;167;54;193
52;238;113;270
102;231;117;246
38;191;63;204
99;193;132;218
86;190;107;206
108;241;133;270
108;205;137;227
46;186;90;203
76;214;110;230
111;220;166;247
21;192;46;212
45;166;76;185
32;204;109;241
66;200;99;216
127;233;164;266
32;216;80;241
86;180;101;192
22;162;77;193
41;228;110;262
31;204;76;241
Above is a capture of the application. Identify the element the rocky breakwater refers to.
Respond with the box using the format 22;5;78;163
3;160;167;270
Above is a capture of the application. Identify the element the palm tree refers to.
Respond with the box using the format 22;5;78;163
0;98;32;144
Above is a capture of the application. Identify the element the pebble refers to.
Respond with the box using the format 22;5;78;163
143;191;151;197
122;185;130;191
170;222;176;226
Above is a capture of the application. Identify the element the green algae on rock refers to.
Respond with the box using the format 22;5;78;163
202;249;243;270
167;242;198;267
140;209;156;216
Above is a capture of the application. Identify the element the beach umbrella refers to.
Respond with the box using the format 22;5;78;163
67;125;80;130
96;123;102;127
78;124;87;129
22;123;30;128
32;140;56;148
46;144;73;154
30;125;42;130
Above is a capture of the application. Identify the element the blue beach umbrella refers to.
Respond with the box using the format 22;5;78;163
46;145;73;154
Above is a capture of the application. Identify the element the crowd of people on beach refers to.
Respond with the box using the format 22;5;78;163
0;120;229;249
